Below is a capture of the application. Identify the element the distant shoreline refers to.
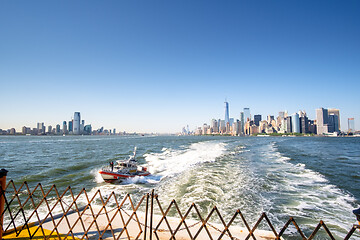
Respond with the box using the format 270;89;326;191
2;133;359;137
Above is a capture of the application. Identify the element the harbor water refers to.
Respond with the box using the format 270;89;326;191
1;135;359;238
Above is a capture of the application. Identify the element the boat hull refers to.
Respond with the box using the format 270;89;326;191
99;170;151;183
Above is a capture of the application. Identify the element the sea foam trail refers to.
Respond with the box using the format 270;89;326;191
92;140;227;185
88;140;228;205
266;142;358;238
144;140;227;181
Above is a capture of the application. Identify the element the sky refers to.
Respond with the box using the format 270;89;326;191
1;0;359;133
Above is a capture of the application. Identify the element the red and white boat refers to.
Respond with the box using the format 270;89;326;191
99;147;150;183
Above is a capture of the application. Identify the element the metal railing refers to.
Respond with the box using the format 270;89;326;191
1;180;360;240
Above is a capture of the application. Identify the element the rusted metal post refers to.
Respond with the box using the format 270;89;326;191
144;193;149;240
0;169;8;240
150;189;154;240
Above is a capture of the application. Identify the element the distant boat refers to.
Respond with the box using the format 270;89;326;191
99;147;150;183
323;132;338;137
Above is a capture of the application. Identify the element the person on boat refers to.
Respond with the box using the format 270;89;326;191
110;161;114;171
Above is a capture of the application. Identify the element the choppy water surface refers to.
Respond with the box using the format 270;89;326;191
1;135;359;238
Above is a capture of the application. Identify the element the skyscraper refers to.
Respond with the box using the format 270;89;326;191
81;120;85;134
56;124;61;134
316;108;340;135
84;125;92;134
211;119;218;133
328;114;339;133
224;101;230;125
267;115;274;124
316;108;329;135
37;122;45;134
229;118;234;127
292;113;300;133
254;115;262;126
348;118;355;133
219;120;226;133
68;121;73;133
73;112;81;135
240;112;244;134
244;108;250;122
299;113;309;134
286;116;292;133
62;121;67;134
328;109;341;130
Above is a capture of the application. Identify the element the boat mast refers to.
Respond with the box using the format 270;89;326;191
133;147;137;158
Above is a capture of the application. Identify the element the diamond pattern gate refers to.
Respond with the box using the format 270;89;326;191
1;180;360;240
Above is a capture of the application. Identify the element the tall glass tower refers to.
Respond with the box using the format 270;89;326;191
240;112;244;134
244;108;250;122
224;101;230;125
292;113;300;133
73;112;81;135
348;118;355;133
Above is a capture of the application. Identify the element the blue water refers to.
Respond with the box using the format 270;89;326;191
1;135;359;238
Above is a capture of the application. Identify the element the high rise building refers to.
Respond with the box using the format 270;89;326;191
316;108;329;135
348;118;355;133
328;109;341;130
219;120;226;133
62;121;67;134
232;120;240;136
84;125;92;134
56;124;61;134
229;118;234;127
267;115;274;124
68;121;73;133
81;120;85;134
328;114;339;133
299;115;309;134
203;123;209;135
211;119;218;133
244;108;250;122
308;120;316;134
22;126;31;135
37;122;45;134
316;108;340;135
259;120;267;133
73;112;81;135
286;116;292;133
10;128;16;135
277;111;285;130
240;112;244;134
279;118;286;133
292;113;300;133
224;101;230;125
254;115;262;126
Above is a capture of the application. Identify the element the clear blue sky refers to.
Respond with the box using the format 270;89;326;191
1;0;359;133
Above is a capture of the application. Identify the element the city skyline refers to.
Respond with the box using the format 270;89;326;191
2;103;357;135
188;101;357;136
1;1;359;133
